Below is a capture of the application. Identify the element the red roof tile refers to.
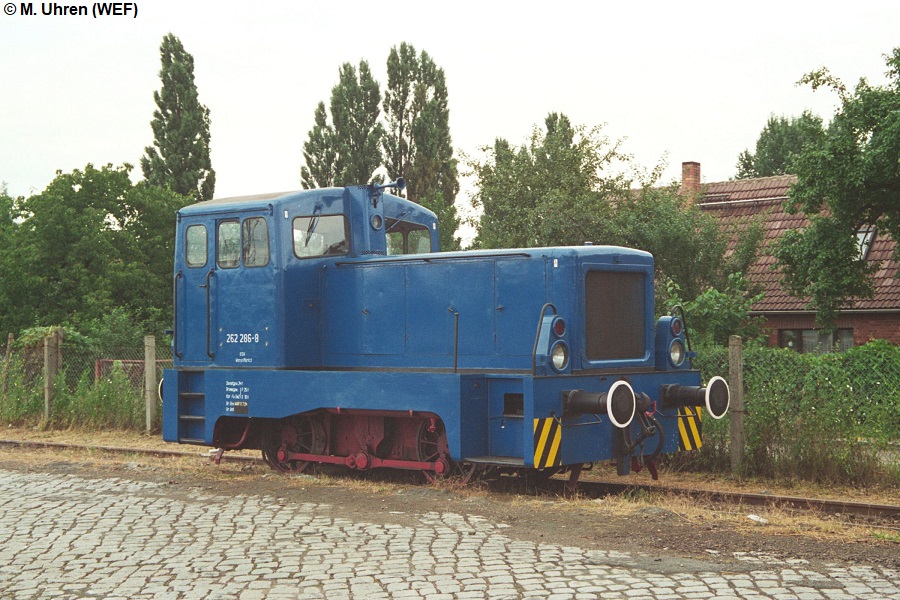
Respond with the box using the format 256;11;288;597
698;175;900;312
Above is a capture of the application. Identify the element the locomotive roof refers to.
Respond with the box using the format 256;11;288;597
342;244;655;266
177;187;436;225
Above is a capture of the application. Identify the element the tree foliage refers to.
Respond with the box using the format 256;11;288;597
141;33;216;202
0;164;189;338
0;184;15;329
469;113;626;249
299;102;337;188
664;273;767;346
775;47;900;326
469;113;762;308
301;61;383;188
382;43;460;249
615;185;763;302
301;45;461;249
735;111;825;179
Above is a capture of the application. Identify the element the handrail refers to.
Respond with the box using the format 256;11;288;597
173;271;183;360
531;303;557;375
450;309;460;373
334;252;531;268
203;270;215;359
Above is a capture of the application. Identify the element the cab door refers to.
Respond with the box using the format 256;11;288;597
209;215;279;367
174;219;215;366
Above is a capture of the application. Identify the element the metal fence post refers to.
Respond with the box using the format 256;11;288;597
144;335;156;433
728;335;745;474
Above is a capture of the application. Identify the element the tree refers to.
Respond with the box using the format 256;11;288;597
383;43;460;250
469;113;627;250
735;111;825;179
301;61;383;188
0;183;17;334
300;102;337;189
0;164;189;337
663;273;767;346
141;33;215;202
775;47;900;327
614;185;763;302
470;113;763;311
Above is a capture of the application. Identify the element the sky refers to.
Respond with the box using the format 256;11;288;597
2;0;899;215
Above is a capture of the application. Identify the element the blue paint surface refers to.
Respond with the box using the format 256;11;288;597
164;184;713;469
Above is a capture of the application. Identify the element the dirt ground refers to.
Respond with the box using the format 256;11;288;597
1;425;898;572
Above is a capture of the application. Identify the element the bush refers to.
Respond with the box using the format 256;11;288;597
1;333;168;431
0;353;43;425
48;368;149;430
684;340;900;486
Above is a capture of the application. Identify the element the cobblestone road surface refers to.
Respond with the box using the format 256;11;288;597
0;469;897;599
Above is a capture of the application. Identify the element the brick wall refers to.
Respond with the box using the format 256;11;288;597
761;313;900;347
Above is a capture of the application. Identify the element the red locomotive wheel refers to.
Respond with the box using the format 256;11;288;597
261;414;326;473
417;419;452;483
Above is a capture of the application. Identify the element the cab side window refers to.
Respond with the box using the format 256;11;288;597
185;225;207;267
217;220;240;269
242;217;269;267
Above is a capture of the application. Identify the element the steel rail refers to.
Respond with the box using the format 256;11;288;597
1;439;897;521
0;438;260;464
574;480;900;521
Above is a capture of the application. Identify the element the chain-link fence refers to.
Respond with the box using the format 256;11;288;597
0;336;172;431
2;332;898;483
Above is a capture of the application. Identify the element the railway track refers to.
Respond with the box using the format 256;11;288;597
2;438;897;522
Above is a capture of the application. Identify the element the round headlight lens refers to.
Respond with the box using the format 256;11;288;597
550;342;569;371
669;339;685;366
370;214;383;230
671;317;683;336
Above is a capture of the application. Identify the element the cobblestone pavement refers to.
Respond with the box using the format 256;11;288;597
0;469;897;600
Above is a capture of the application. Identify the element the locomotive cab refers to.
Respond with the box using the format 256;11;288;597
170;183;439;370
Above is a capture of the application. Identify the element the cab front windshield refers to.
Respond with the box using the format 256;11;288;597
386;219;432;255
293;215;348;258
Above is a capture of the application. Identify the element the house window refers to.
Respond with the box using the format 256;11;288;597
779;329;854;354
856;226;876;260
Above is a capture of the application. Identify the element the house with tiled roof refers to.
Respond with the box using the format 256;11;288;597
682;162;900;352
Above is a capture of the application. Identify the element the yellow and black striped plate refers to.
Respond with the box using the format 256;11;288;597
677;406;703;451
533;417;562;468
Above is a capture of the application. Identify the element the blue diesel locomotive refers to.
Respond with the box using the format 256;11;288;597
162;180;729;487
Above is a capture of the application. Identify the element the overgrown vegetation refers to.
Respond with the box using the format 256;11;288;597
3;331;897;488
684;340;900;486
1;344;166;431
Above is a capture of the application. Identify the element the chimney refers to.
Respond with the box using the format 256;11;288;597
681;161;701;196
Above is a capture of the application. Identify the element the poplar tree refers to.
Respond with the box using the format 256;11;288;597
142;33;216;202
383;43;460;249
300;61;383;188
300;102;337;188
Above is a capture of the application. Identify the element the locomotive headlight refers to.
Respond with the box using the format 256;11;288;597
670;317;683;336
551;316;566;338
669;339;685;367
550;341;569;371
